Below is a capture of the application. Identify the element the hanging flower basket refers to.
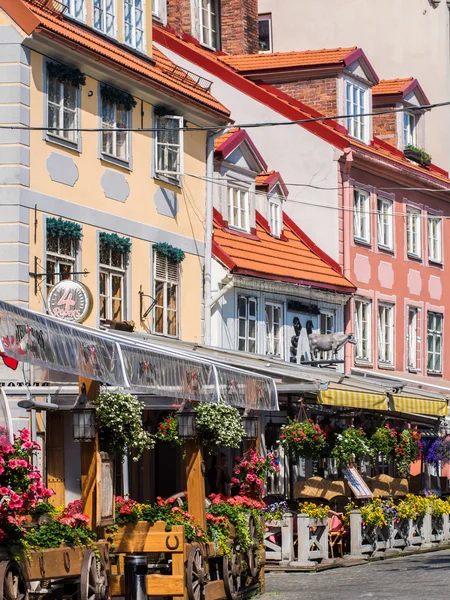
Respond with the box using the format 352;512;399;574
194;402;245;450
278;418;326;459
331;427;372;466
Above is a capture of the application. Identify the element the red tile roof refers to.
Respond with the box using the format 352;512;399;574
373;78;414;96
214;127;268;170
221;47;357;72
256;171;289;197
214;128;241;150
213;210;355;292
153;25;450;189
12;0;230;118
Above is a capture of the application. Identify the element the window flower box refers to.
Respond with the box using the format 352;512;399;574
404;145;432;167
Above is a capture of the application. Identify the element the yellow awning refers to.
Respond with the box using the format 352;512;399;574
319;389;389;411
390;395;448;417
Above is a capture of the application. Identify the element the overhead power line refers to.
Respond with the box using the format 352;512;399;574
1;100;450;133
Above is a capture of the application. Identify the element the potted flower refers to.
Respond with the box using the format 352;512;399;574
331;427;372;466
230;449;280;500
264;501;289;526
156;414;182;446
278;419;326;459
404;144;432;167
369;424;397;462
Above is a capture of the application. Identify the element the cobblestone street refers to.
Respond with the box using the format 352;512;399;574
261;551;450;600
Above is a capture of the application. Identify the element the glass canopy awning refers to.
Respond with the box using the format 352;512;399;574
0;301;278;411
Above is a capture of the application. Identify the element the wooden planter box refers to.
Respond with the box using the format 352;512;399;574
404;148;431;167
22;546;86;581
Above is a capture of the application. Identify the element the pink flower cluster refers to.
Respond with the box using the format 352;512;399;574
56;500;90;528
0;428;54;540
231;449;280;500
209;493;266;510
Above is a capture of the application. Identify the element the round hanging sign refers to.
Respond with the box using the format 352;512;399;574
48;280;92;323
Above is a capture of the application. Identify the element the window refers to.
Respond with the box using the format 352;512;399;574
265;303;283;357
406;206;421;258
269;199;282;238
228;187;249;231
238;296;257;353
94;0;115;35
403;112;417;148
153;252;179;337
199;0;220;49
345;79;368;142
354;188;370;243
378;303;394;365
101;97;130;163
47;70;78;145
428;215;442;264
61;0;85;19
407;306;421;372
124;0;144;51
155;115;183;181
427;312;443;374
354;299;371;361
46;233;77;295
377;197;393;250
99;241;126;326
258;14;272;52
319;310;335;359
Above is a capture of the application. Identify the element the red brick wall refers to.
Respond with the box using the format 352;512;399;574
272;78;338;115
221;0;259;54
167;0;192;36
373;107;397;146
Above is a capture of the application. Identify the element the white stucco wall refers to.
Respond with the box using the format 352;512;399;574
258;0;450;171
155;43;342;262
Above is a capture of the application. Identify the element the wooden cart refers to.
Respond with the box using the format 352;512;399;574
0;542;110;600
109;515;262;600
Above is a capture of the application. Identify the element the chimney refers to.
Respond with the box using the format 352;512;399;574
221;0;259;54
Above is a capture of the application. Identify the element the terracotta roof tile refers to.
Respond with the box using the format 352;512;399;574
214;128;240;149
373;78;414;96
255;171;276;186
221;47;357;72
213;212;355;291
22;1;230;117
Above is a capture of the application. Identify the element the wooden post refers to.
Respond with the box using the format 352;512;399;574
79;377;100;529
185;439;206;531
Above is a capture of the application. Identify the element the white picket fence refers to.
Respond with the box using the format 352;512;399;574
264;510;450;567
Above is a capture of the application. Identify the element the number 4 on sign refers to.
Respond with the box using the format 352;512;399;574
58;288;76;313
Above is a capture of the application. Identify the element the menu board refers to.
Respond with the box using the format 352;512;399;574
97;451;115;526
342;467;373;499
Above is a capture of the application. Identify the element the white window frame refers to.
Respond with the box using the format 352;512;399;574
154;115;183;182
345;78;369;143
199;0;220;50
258;14;272;53
406;306;421;372
427;312;443;374
99;243;126;327
269;198;282;238
61;0;86;20
428;215;442;264
124;0;145;52
46;68;79;148
354;299;372;362
237;296;257;354
403;111;417;148
228;186;250;232
377;197;393;250
46;233;77;296
265;302;283;357
354;188;371;243
319;310;335;360
406;206;422;259
377;303;394;366
101;96;131;165
93;0;116;36
153;252;179;338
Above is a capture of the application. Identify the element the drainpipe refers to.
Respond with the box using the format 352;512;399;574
204;130;220;347
342;148;354;373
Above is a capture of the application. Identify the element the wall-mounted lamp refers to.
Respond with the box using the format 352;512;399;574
71;382;96;442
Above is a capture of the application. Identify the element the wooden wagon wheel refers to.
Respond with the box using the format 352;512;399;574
246;515;260;579
222;546;241;600
80;550;108;600
186;547;207;600
0;561;28;600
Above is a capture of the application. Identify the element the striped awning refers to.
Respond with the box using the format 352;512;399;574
319;388;389;411
390;395;448;417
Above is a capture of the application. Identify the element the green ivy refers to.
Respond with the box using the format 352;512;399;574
100;84;136;111
153;242;185;264
47;217;83;240
47;62;86;87
99;232;131;254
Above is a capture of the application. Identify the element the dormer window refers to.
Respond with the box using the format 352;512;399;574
94;0;116;36
345;79;369;143
228;186;249;231
269;198;282;238
403;112;417;148
61;0;85;20
200;0;220;49
124;0;145;51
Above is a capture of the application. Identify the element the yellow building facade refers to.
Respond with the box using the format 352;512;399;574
0;0;230;374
